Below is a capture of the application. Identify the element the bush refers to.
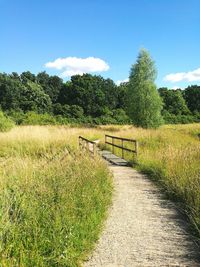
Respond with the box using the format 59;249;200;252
163;111;198;124
22;112;57;125
6;109;26;125
0;111;15;132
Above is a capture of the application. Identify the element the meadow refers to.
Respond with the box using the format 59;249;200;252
0;124;199;266
0;126;113;267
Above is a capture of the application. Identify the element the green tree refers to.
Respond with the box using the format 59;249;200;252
37;72;63;103
183;85;200;113
0;73;24;110
20;81;52;113
158;87;190;115
21;71;36;83
127;49;163;128
117;82;129;109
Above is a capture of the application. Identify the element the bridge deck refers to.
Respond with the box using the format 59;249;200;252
98;150;129;166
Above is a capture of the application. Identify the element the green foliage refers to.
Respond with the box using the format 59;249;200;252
20;81;52;113
127;49;163;128
0;111;15;132
37;71;63;103
0;74;52;114
162;111;198;124
6;109;26;125
0;73;26;111
58;74;120;117
183;85;200;113
159;88;190;115
0;68;199;126
94;109;131;125
22;112;57;125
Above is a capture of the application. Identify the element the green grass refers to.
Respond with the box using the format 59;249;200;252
101;124;200;236
0;126;112;266
1;123;200;266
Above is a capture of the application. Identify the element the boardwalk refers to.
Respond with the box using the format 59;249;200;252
84;164;200;267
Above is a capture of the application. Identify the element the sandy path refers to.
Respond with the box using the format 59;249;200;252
84;165;200;267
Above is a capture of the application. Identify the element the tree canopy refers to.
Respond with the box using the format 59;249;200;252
0;53;199;126
127;49;163;128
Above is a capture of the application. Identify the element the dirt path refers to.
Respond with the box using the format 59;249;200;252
84;165;200;267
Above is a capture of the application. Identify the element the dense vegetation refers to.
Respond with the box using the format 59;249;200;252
0;70;199;127
0;126;112;266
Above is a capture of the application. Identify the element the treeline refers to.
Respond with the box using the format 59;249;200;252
158;86;200;124
0;71;129;125
0;71;199;126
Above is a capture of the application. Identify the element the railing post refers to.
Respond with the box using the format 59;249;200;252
112;137;114;154
135;140;138;160
93;143;96;156
122;139;124;159
79;136;82;150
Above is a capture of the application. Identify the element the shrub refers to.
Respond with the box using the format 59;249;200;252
22;112;57;125
163;111;197;124
6;109;26;125
0;111;15;132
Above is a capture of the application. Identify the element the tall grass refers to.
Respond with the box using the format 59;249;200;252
0;126;112;266
1;124;199;266
102;124;200;236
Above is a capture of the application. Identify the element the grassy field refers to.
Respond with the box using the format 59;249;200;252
0;124;199;266
0;126;113;267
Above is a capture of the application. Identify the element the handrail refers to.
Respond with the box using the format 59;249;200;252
105;134;137;143
79;136;96;144
105;134;138;160
79;136;96;155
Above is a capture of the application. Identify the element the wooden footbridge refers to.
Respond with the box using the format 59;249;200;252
79;135;138;166
80;135;200;266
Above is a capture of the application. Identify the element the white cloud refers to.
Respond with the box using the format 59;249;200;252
164;67;200;83
171;86;182;90
45;56;110;77
116;78;129;86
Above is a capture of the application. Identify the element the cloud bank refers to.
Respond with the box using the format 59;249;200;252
164;67;200;83
45;56;110;77
116;78;129;86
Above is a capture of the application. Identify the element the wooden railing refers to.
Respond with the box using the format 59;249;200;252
105;135;138;160
79;136;96;155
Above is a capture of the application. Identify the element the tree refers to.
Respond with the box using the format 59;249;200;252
58;74;118;117
127;49;163;128
37;72;63;103
158;87;190;115
19;81;52;113
21;71;36;83
117;82;129;109
0;73;25;110
183;85;200;113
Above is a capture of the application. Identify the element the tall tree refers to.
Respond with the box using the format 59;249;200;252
127;49;163;128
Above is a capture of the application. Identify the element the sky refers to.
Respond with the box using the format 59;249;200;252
1;0;200;89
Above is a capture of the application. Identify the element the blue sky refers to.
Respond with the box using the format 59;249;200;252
1;0;200;88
